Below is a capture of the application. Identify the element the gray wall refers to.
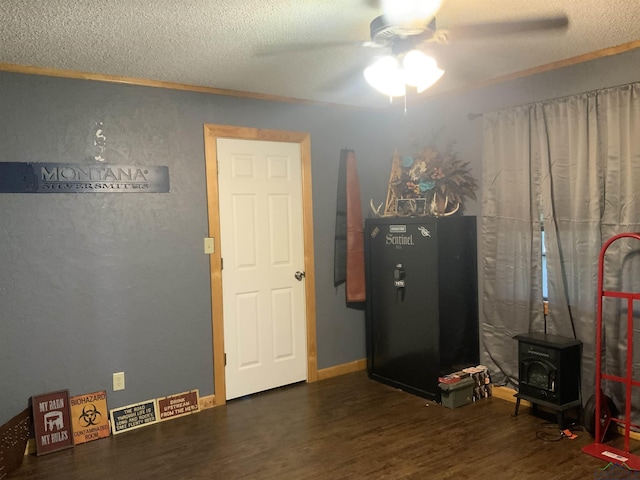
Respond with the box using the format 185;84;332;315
0;71;414;424
2;47;639;424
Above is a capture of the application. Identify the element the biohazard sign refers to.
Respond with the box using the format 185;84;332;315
70;391;111;445
31;390;74;455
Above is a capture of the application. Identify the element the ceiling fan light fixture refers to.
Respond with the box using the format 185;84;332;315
364;55;406;97
402;50;444;93
381;0;442;27
364;51;444;98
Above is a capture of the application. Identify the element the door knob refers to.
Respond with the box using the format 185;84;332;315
295;271;306;281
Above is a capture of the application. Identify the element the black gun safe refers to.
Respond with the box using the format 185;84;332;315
364;216;479;401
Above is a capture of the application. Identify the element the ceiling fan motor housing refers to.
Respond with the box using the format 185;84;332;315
369;15;436;46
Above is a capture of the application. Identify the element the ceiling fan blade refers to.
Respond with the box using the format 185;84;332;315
317;57;377;92
445;15;568;41
254;41;368;57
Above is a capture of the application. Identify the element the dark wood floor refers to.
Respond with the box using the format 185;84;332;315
10;372;630;479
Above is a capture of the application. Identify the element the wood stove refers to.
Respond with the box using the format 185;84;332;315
513;332;582;427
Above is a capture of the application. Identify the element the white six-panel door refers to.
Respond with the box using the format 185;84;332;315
217;138;307;400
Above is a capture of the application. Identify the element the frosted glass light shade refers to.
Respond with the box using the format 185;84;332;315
364;51;444;97
363;56;406;97
403;50;444;93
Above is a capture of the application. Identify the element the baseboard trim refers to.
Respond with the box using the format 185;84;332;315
317;359;367;381
25;438;35;455
492;386;530;407
199;394;216;410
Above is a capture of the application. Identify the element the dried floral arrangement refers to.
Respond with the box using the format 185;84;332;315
379;140;478;217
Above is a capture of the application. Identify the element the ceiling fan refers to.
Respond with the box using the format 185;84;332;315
364;0;569;97
257;0;569;98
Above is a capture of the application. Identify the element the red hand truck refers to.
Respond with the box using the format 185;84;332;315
583;232;640;468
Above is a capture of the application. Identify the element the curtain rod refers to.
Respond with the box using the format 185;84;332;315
466;79;639;121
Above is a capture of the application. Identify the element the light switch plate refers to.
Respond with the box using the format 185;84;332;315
204;237;215;254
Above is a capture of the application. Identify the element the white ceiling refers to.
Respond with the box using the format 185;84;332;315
1;0;639;108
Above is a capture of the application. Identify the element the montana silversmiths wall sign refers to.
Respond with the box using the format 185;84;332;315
0;162;169;193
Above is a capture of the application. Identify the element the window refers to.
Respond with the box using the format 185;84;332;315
541;228;548;300
541;227;549;316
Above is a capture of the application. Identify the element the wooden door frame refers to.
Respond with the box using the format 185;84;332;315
203;124;318;406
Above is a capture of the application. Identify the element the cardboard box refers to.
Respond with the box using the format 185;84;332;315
439;377;474;409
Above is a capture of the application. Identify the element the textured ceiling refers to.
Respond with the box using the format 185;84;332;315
1;0;639;108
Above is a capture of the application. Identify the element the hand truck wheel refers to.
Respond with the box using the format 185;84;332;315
584;392;618;440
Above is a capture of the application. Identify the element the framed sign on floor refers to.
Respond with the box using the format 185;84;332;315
69;391;110;445
31;390;74;455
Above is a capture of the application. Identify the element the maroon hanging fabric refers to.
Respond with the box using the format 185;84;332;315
345;150;366;303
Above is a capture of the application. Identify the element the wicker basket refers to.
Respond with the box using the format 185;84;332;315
0;408;31;479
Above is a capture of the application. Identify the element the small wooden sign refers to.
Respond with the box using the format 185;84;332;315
31;390;74;455
109;399;158;435
69;391;110;445
157;390;200;421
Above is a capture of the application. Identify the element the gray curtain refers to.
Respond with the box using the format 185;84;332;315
482;106;544;385
482;83;640;417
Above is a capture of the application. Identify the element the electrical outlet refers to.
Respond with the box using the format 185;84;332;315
113;372;125;391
